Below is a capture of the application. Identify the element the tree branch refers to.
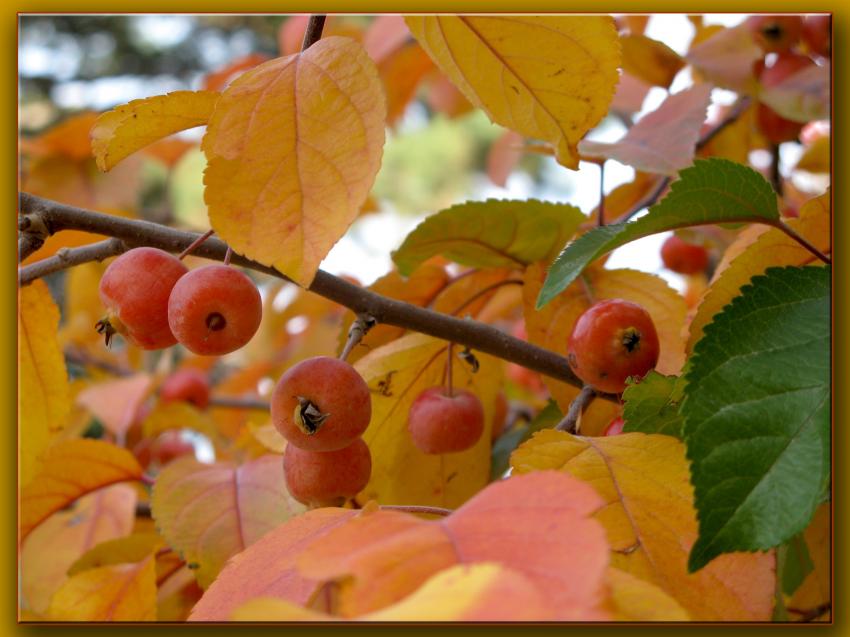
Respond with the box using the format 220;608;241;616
18;192;615;400
19;237;126;284
301;15;327;51
554;384;596;433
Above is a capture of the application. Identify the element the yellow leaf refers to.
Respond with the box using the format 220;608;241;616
405;16;621;169
20;439;143;541
19;484;137;615
91;90;219;171
687;191;830;350
47;555;157;621
231;597;332;621
151;455;306;588
602;567;690;621
354;333;501;508
248;421;287;454
522;263;686;432
67;533;164;577
511;430;775;620
202;37;386;287
19;279;70;487
620;34;685;88
142;400;219;442
795;136;830;173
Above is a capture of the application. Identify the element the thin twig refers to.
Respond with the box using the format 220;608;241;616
177;228;214;260
301;15;327;51
769;142;784;197
786;602;831;622
19;237;126;284
339;313;377;362
208;396;271;411
598;161;606;227
771;220;831;264
555;385;596;434
18;233;44;263
380;504;453;517
445;342;455;397
16;192;617;400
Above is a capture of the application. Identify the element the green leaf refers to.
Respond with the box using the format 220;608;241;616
536;158;781;308
392;199;585;276
682;265;830;572
491;400;561;481
621;372;686;439
778;533;815;597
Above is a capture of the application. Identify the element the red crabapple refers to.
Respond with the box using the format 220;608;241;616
97;247;188;349
167;264;262;356
408;387;485;454
160;368;211;409
802;15;830;57
271;356;371;452
283;438;372;507
746;15;803;52
567;299;660;394
603;416;626;436
660;235;710;275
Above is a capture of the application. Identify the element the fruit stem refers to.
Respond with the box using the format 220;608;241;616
223;245;233;266
445;342;455;398
380;504;453;517
770;219;831;264
178;229;215;260
555;385;596;434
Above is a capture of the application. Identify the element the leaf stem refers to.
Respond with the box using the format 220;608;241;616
301;15;327;51
380;504;453;517
771;220;831;264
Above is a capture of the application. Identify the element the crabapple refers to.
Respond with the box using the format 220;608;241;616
97;247;188;349
756;52;815;144
283;438;372;507
746;15;803;52
133;431;195;468
567;299;660;394
160;368;211;409
408;387;484;454
603;416;626;436
802;15;830;57
167;264;262;356
660;235;709;275
271;356;371;451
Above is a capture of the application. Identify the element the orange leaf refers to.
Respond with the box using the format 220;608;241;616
91;90;219;172
425;72;474;118
298;471;610;619
141;137;197;167
76;373;153;438
202;37;386;286
150;454;306;588
687;191;830;350
406;16;621;169
379;43;435;125
202;53;271;92
19;484;137;614
512;430;775;620
20;440;143;541
47;555;157;621
619;34;685;88
363;15;412;64
579;83;713;175
486;129;524;187
188;508;358;620
19;279;70;487
20;112;99;161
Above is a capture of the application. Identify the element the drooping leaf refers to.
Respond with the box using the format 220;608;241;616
151;454;305;588
579;83;712;175
188;508;358;621
619;34;685;88
405;16;621;169
20;439;143;541
621;371;686;438
688;190;830;350
353;333;501;508
297;471;610;619
686;24;762;92
75;373;153;438
760;62;830;124
511;430;775;620
91;91;219;171
19;279;70;487
392;199;585;276
537;158;781;308
19;484;137;614
682;265;830;572
47;555;157;621
202;36;386;287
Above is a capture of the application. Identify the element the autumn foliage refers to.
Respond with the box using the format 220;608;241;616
18;14;831;623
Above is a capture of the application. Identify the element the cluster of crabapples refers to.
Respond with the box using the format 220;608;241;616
745;15;830;144
97;246;262;355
